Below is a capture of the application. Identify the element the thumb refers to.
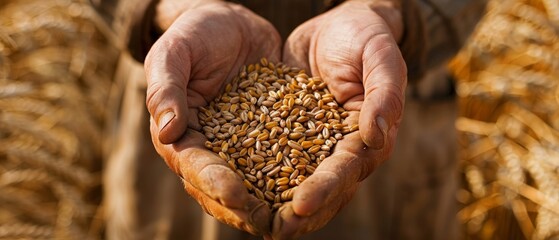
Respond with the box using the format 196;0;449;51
360;38;406;149
145;37;191;144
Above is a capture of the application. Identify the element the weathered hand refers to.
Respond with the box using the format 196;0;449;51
144;1;281;235
275;0;407;238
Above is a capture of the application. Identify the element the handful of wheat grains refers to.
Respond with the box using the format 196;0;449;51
199;58;358;209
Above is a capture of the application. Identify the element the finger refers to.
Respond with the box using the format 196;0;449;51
149;118;249;209
145;33;192;144
183;179;271;235
360;33;407;149
271;187;356;240
291;130;370;217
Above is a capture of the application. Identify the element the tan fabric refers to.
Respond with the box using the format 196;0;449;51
101;0;487;239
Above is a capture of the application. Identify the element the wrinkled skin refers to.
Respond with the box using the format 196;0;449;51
274;1;406;239
144;0;406;239
144;1;281;235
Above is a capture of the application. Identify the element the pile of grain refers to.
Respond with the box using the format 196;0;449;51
449;0;559;239
0;0;118;238
200;58;358;209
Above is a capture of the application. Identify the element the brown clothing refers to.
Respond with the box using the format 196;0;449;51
97;0;486;239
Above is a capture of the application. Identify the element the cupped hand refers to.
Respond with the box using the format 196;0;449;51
144;1;281;235
275;0;407;238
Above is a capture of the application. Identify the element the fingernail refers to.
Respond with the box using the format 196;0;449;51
158;111;175;132
372;116;388;150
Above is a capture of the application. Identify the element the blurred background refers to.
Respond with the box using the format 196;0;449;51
0;0;117;238
0;0;558;239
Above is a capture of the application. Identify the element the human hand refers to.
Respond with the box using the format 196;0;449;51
275;0;407;238
144;0;281;235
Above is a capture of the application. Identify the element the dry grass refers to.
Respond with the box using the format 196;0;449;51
0;0;118;239
449;0;559;239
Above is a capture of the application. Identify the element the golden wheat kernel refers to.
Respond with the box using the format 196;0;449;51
225;160;235;170
255;150;267;158
255;170;263;180
276;185;289;192
277;136;288;146
245;173;257;183
290;108;299;116
325;139;334;147
265;122;277;130
288;179;298;187
268;151;278;159
276;177;289;186
301;141;313;149
266;179;275;191
322;128;331;139
272;152;282;163
236;169;245;179
254;188;265;200
238;148;247;157
280;166;295;173
218;152;228;161
263;191;275;201
295;116;308;123
289;169;300;179
312;139;324;145
288;132;304;140
290;149;302;158
280;188;294;201
287;140;303;151
247;158;254;170
247;129;260;138
267;166;281;177
257;132;269;141
258;179;266;188
251;155;264;163
279;172;291;178
261;164;275;173
303;129;316;137
242;179;254;191
237;158;248;167
221;142;229;153
242;138;256;148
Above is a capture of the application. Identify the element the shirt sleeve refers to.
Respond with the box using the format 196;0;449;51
92;0;159;62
